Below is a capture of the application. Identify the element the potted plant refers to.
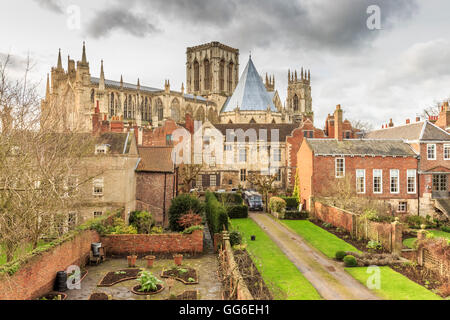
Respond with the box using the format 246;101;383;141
127;251;137;267
144;255;156;268
131;271;164;295
173;253;183;266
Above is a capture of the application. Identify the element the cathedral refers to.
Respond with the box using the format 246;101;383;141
41;41;314;132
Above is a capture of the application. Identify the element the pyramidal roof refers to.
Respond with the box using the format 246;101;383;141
221;57;277;113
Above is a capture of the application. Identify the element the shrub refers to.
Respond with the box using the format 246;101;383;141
335;251;346;261
281;196;299;210
214;192;243;205
108;218;137;235
229;230;243;246
362;209;395;223
227;205;249;219
205;191;229;234
284;210;308;220
343;255;357;267
137;271;163;292
177;212;203;228
169;194;203;231
441;226;450;233
407;216;436;229
129;211;155;234
182;225;203;234
150;226;163;234
269;197;286;214
367;240;383;251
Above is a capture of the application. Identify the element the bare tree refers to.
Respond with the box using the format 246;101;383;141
247;173;278;211
178;164;202;192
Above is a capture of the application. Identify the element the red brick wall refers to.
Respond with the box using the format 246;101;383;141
297;140;314;210
101;229;203;255
0;230;99;300
136;171;176;226
142;119;181;147
314;201;356;234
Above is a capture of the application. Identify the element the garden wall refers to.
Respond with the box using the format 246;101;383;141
0;230;99;300
100;229;203;255
313;201;403;254
416;237;450;280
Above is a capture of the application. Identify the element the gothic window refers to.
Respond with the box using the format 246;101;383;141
110;92;115;116
293;94;299;112
156;98;164;121
195;107;205;122
193;60;200;92
204;59;211;91
219;59;225;91
143;97;151;121
207;108;216;123
185;104;193;117
128;95;133;119
228;62;234;92
124;96;128;119
90;89;95;103
171;98;180;122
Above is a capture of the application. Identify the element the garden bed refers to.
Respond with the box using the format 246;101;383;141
310;219;390;254
39;292;67;300
161;267;199;285
233;250;272;300
88;292;110;300
391;264;448;298
97;269;141;287
131;284;165;295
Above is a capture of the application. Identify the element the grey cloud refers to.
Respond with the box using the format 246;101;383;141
86;7;158;39
86;0;417;51
34;0;64;14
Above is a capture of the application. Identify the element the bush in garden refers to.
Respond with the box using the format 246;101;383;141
182;225;203;234
108;218;137;234
178;212;203;228
129;211;155;234
269;197;286;214
280;196;299;210
343;255;357;267
215;192;243;205
169;194;203;231
205;191;229;234
226;205;248;219
229;230;243;246
441;226;450;233
335;251;346;261
284;210;308;220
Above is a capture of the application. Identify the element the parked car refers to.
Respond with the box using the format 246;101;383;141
243;191;263;211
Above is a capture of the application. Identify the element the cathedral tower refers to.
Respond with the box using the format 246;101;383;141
287;68;313;123
186;41;239;97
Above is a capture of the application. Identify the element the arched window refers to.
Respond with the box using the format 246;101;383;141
156;98;164;121
171;98;180;122
110;92;115;116
293;94;299;112
204;59;211;91
124;96;128;119
228;62;234;92
90;89;95;103
185;104;193;117
219;60;225;92
207;108;216;123
195;107;205;122
129;95;134;119
193;60;199;92
143;97;150;121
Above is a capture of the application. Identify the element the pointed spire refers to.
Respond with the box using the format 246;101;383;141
272;75;275;87
120;75;123;88
137;78;140;90
295;70;297;81
181;82;185;94
81;41;87;64
46;74;50;99
301;67;304;80
57;48;62;69
99;60;105;90
265;73;269;85
288;69;291;83
308;69;310;80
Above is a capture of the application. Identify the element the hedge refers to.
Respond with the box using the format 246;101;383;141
168;194;203;232
214;192;243;205
281;196;299;210
226;204;249;219
284;210;308;220
269;197;286;214
205;192;229;235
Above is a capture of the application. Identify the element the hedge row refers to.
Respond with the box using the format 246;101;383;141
214;192;243;205
284;210;309;220
205;192;229;235
281;196;299;210
226;204;249;219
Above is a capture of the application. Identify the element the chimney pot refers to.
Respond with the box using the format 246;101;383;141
406;119;410;124
416;116;420;122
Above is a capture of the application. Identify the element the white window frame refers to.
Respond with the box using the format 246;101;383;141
444;144;450;160
239;148;247;163
390;169;400;194
210;175;216;187
335;158;345;178
240;169;247;182
196;174;202;187
273;149;282;162
93;178;104;196
407;169;416;194
356;169;366;194
373;169;383;194
93;211;103;218
427;144;436;160
95;144;109;155
397;202;407;213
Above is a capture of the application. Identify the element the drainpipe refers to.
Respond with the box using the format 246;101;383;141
163;173;167;225
417;155;421;216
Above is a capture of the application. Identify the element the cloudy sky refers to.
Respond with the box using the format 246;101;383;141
1;0;450;129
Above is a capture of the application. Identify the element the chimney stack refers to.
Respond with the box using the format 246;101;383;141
416;116;420;122
334;104;343;141
406;119;410;124
388;119;394;127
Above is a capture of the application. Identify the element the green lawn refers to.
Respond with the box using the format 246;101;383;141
345;266;442;300
231;218;322;300
403;229;450;249
281;220;359;258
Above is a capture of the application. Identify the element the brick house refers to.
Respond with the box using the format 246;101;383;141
366;113;450;219
135;147;177;226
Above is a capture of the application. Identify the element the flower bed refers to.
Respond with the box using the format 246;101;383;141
161;267;199;285
97;269;141;287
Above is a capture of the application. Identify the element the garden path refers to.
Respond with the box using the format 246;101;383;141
250;213;380;300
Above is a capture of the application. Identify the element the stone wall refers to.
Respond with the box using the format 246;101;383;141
101;229;203;256
0;230;99;300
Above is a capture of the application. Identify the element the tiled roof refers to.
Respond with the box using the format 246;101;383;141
97;132;132;154
137;147;174;172
365;121;450;141
213;123;300;142
306;139;417;157
221;57;277;113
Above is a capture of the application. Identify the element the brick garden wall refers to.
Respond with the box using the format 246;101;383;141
100;229;203;256
0;230;99;300
314;201;356;234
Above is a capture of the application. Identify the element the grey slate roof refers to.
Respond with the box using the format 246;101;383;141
365;121;450;141
97;132;133;154
306;139;417;157
221;57;277;113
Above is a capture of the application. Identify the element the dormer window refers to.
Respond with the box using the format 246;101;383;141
95;144;109;154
